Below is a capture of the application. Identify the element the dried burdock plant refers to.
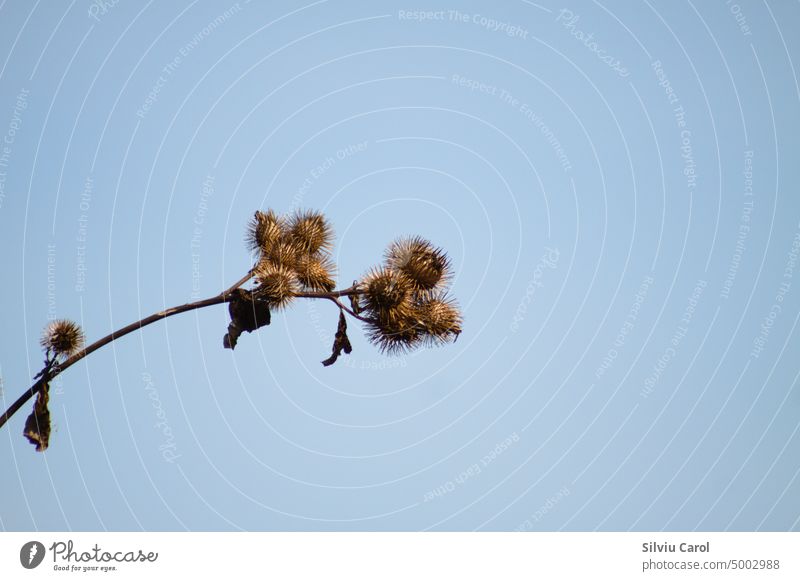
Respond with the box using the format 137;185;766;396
0;208;462;451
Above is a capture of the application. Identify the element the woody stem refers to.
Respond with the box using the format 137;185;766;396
0;276;369;431
0;269;254;430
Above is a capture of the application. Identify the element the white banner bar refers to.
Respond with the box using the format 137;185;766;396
1;532;798;580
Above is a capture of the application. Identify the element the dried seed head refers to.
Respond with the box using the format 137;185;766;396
366;313;423;355
361;267;413;314
360;268;421;354
385;236;452;292
254;261;299;309
361;269;418;348
40;319;85;358
414;295;462;346
262;238;303;271
295;254;336;292
246;210;284;255
366;293;462;354
287;210;333;254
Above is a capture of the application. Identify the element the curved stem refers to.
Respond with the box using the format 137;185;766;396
292;286;371;322
328;296;371;323
0;272;366;432
0;270;255;431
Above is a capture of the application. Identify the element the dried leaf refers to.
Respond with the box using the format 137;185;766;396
23;383;51;452
348;281;362;315
223;289;271;350
223;322;242;350
321;310;352;366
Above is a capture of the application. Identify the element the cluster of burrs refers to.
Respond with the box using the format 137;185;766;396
246;209;337;305
242;209;462;357
357;236;462;354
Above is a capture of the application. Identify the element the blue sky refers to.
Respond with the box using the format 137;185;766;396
1;0;799;531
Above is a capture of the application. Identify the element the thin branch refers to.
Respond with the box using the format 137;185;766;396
325;296;372;323
0;272;254;431
291;286;371;322
0;275;366;431
222;268;255;297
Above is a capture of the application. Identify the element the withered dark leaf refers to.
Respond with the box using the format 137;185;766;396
223;288;271;350
348;281;362;315
321;310;352;366
223;322;242;350
23;383;51;452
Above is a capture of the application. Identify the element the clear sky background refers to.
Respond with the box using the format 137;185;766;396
1;0;799;531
